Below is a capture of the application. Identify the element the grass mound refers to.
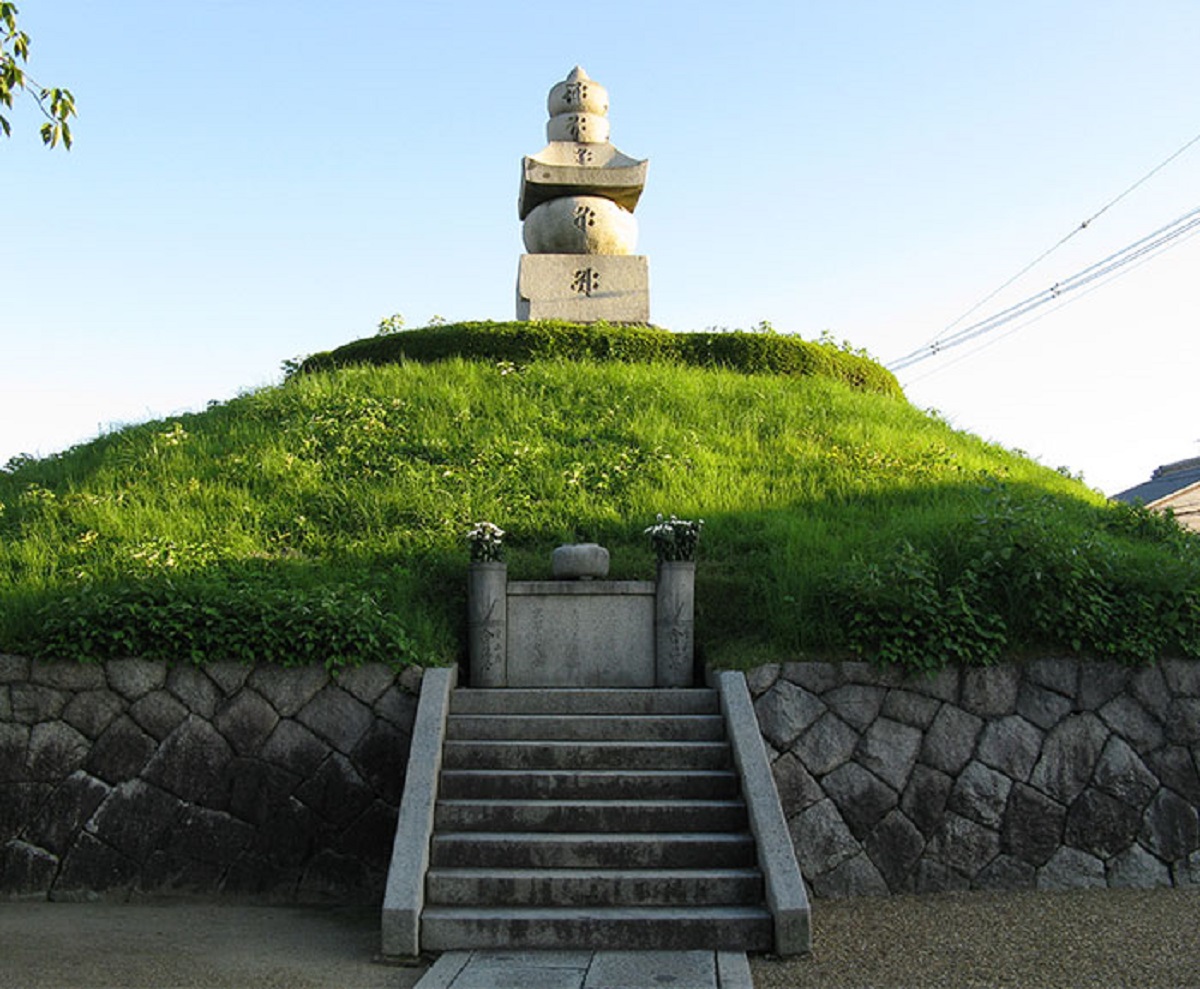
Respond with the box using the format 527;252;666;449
299;321;902;398
2;350;1197;672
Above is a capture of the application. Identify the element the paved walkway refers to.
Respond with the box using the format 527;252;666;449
415;950;753;989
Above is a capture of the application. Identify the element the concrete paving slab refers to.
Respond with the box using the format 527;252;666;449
415;952;473;989
584;950;714;988
413;950;749;989
450;949;592;989
717;951;754;988
455;964;589;989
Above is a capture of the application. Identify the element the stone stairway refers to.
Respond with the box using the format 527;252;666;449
418;687;775;952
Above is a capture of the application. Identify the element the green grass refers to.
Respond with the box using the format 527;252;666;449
299;320;902;398
2;338;1198;672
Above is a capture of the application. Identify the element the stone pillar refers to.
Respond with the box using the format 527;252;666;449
516;66;650;322
655;560;695;687
467;562;507;687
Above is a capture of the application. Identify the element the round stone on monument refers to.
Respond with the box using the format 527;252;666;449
551;543;611;580
523;195;639;255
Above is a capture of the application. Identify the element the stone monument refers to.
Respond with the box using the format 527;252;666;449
516;66;650;322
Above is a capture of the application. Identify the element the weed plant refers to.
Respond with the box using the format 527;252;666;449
2;355;1197;672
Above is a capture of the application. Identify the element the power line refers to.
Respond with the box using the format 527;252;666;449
919;128;1200;352
899;220;1200;388
889;204;1200;372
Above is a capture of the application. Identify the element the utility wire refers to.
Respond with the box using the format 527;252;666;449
889;204;1200;372
919;128;1200;351
900;220;1200;388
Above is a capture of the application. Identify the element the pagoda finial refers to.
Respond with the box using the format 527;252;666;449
546;66;610;141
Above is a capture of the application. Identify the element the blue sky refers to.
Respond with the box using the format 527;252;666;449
3;1;1199;495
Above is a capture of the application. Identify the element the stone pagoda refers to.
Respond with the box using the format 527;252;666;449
516;66;650;322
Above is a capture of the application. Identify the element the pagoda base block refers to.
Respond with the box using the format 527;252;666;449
516;254;649;323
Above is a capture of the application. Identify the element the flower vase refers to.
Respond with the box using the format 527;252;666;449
655;559;695;687
468;561;507;687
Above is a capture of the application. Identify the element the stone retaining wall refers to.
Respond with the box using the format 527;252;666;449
0;655;420;902
750;659;1200;897
7;651;1199;903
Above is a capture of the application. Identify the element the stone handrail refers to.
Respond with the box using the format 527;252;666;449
381;666;456;956
715;669;811;955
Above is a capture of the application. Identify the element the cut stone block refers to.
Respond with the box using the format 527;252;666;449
921;704;982;775
822;684;885;732
420;905;773;953
926;811;1000;877
822;762;896;841
1037;846;1105;890
810;850;888;898
516;254;649;323
974;853;1035;891
865;808;925;892
27;770;109;856
949;760;1012;830
856;717;922;791
104;658;166;700
1001;783;1066;867
793;712;858;777
0;839;58;896
1029;713;1108;805
754;682;825;751
1064;787;1140;858
506;581;656;688
26;722;89;781
1108;843;1171;888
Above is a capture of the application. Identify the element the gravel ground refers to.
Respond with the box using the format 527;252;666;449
2;889;1197;988
751;887;1200;989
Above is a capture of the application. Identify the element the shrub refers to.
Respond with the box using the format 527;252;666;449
299;321;902;397
831;488;1200;672
838;542;1007;672
23;577;420;670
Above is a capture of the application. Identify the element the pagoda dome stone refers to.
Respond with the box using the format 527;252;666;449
522;195;638;256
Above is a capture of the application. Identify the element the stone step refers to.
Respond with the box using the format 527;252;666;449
434;798;748;833
441;739;733;771
420;905;775;952
438;769;741;801
430;832;759;870
409;682;779;955
445;713;727;742
425;867;765;907
449;688;720;716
